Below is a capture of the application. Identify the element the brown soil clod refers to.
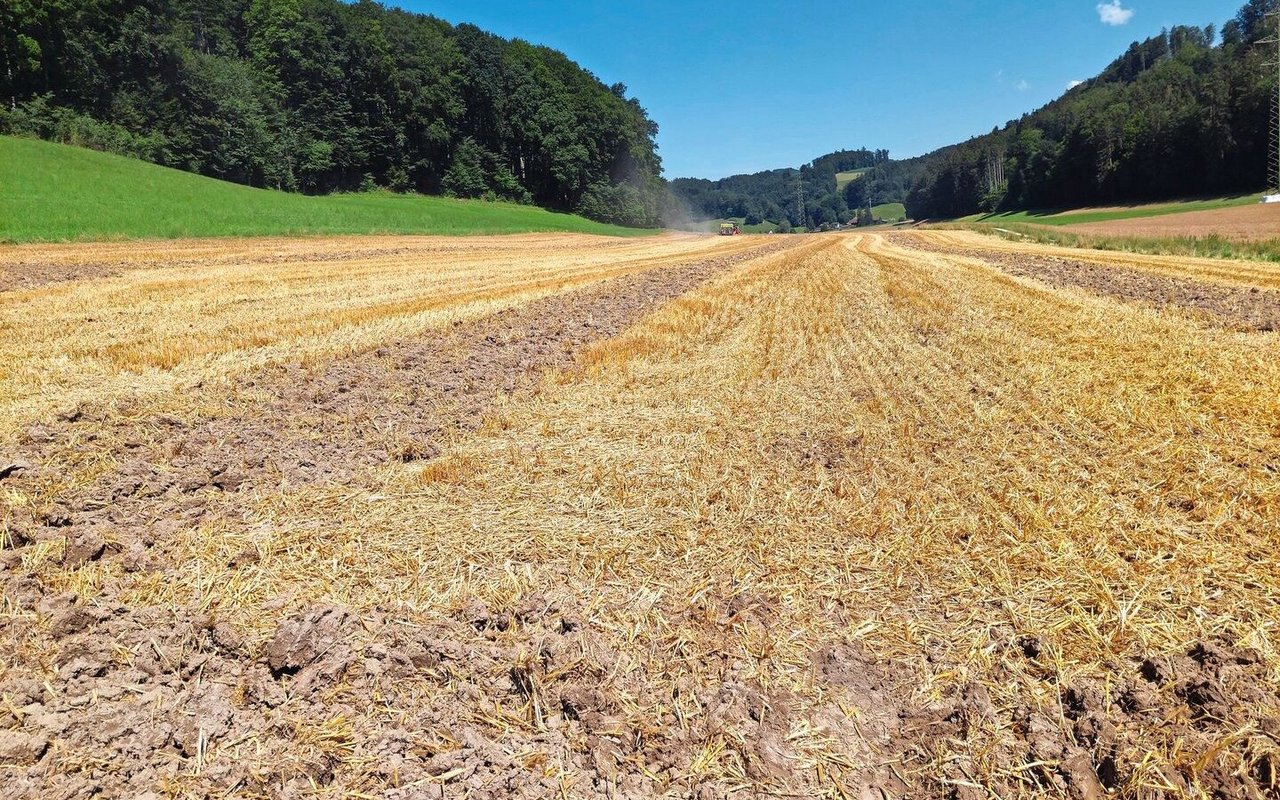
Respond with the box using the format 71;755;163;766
0;730;50;767
0;460;32;480
265;606;355;700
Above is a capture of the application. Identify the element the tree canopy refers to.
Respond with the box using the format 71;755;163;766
669;147;892;229
0;0;668;226
673;0;1277;226
4;0;1275;229
904;0;1277;219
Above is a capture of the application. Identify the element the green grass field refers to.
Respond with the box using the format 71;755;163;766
872;202;907;222
0;136;653;243
966;194;1262;227
835;169;870;190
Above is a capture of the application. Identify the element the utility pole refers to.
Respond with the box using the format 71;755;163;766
795;177;806;230
1263;10;1280;195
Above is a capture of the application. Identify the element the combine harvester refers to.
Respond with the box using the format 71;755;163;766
719;222;742;235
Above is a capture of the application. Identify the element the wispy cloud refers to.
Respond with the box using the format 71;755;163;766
1016;79;1031;91
1097;1;1135;26
1067;79;1085;89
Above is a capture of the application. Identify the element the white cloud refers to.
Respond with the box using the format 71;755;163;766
1016;79;1031;91
1067;79;1085;89
1097;1;1135;26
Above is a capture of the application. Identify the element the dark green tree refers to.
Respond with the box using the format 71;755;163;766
0;0;665;224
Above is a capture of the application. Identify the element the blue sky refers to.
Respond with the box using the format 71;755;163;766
401;1;1245;179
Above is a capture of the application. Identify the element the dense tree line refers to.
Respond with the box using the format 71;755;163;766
0;0;668;226
905;0;1278;219
670;147;891;228
841;157;927;215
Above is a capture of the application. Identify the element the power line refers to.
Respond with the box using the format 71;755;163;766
1262;10;1280;194
795;177;805;229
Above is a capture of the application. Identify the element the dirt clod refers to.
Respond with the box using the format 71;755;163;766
61;529;107;567
48;605;104;637
0;460;31;480
0;730;49;766
265;605;352;678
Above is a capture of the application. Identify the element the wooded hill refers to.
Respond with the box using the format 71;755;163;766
673;0;1278;227
0;0;667;227
903;0;1278;219
670;148;890;230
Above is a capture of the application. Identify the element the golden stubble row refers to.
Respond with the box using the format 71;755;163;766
99;231;1280;791
0;232;762;442
918;228;1280;291
18;230;1280;795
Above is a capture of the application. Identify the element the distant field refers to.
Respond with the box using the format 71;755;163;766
873;202;907;222
952;195;1279;260
1061;203;1280;242
702;217;782;234
0;136;651;242
836;169;870;189
970;194;1262;227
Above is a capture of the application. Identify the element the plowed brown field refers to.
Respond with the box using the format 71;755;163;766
1061;203;1280;241
1;231;1277;800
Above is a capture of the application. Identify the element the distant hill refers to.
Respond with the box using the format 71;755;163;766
0;136;651;243
903;0;1276;219
673;0;1276;227
0;0;667;227
669;148;890;228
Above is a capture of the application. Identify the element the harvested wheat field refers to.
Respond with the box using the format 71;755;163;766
1;230;1278;800
1059;204;1280;242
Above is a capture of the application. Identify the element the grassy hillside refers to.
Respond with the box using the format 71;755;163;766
872;202;907;222
0;137;652;242
966;195;1263;227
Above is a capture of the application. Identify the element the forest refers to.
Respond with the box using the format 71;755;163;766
0;0;668;226
669;148;890;229
903;0;1277;219
673;0;1278;226
3;0;1276;229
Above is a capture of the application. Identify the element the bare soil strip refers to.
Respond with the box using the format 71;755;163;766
915;229;1280;291
889;231;1280;330
0;232;765;434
